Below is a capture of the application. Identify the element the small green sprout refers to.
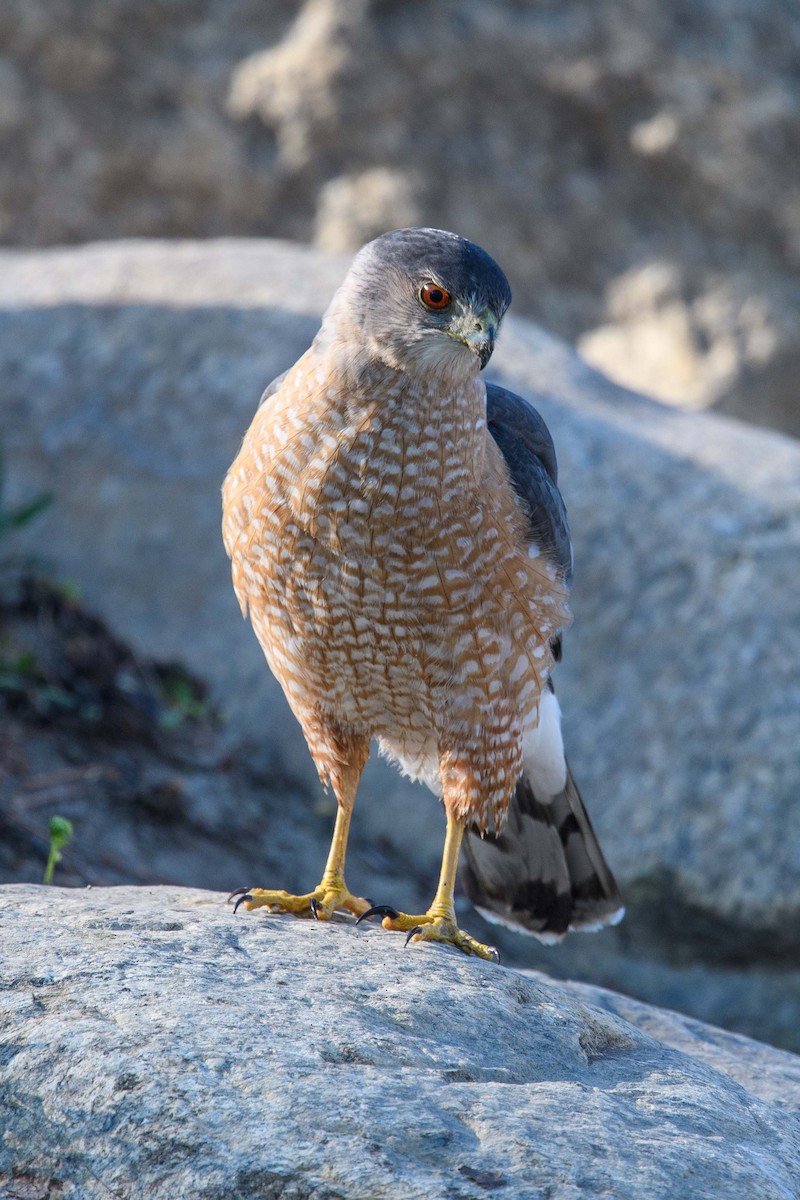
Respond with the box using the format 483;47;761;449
43;815;74;885
0;444;52;541
158;668;208;729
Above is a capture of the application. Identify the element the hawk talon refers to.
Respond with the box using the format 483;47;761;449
229;882;371;921
374;904;501;961
227;887;250;902
355;904;401;926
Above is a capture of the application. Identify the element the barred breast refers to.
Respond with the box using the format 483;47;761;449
222;348;570;830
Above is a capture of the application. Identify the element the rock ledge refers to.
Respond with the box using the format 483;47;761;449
1;885;799;1199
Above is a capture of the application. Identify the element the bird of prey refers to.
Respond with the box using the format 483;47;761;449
223;227;622;960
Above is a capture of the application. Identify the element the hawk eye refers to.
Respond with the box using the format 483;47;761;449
420;283;452;311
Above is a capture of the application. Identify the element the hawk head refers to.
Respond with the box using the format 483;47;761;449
320;227;512;381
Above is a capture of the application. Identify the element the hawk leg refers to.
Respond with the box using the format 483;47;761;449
357;813;499;962
229;751;371;922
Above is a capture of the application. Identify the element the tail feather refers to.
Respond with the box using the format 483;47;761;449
462;762;623;942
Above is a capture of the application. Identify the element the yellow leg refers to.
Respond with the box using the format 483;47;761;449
357;813;499;962
229;756;370;921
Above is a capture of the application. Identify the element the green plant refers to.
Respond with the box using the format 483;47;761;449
43;815;74;885
158;666;208;728
0;443;53;541
0;650;37;688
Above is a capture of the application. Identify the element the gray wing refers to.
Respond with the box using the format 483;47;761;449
486;383;573;586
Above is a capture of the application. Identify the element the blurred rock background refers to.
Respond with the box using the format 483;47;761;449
1;0;799;433
1;0;799;1055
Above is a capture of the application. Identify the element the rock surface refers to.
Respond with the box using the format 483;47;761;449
3;0;800;431
1;884;799;1200
2;238;800;1049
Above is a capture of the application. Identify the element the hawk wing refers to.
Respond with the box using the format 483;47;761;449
462;383;623;941
485;383;572;585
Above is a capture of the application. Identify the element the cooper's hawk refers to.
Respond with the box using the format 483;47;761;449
223;228;622;960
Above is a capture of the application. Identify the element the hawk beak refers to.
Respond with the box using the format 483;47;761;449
461;308;497;369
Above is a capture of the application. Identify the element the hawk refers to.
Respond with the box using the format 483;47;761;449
223;228;622;960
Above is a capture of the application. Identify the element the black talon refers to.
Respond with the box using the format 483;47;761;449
355;904;400;926
227;887;250;903
310;898;324;921
232;893;253;914
404;926;424;947
489;947;500;964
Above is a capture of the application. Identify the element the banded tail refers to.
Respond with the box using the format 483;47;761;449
462;762;624;943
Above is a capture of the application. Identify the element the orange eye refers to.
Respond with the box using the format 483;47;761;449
420;283;452;310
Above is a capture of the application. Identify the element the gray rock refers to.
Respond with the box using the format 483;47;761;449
0;0;299;245
2;238;800;1048
1;884;799;1200
554;974;800;1115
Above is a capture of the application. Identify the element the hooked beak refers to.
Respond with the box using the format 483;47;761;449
451;307;498;369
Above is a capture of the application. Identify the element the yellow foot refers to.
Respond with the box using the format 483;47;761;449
356;904;499;962
228;880;371;921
